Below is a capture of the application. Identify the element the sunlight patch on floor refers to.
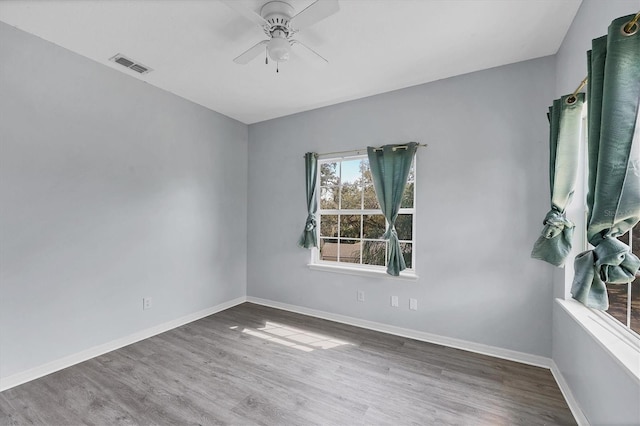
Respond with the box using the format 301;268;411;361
235;321;352;352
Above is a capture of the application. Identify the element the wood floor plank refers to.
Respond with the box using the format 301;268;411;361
0;303;576;425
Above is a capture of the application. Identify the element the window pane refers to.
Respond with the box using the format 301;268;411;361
395;214;413;241
607;227;640;330
341;184;362;209
608;227;640;333
606;284;629;326
401;242;412;269
401;182;414;208
407;165;415;183
340;215;361;238
319;238;338;261
320;215;338;237
341;160;362;185
631;275;639;334
363;214;386;239
320;162;339;186
363;185;380;209
617;231;630;245
361;160;373;186
607;230;634;331
320;187;338;210
340;240;361;263
362;241;386;266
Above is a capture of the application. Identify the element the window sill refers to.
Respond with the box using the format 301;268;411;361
308;263;419;281
556;298;640;381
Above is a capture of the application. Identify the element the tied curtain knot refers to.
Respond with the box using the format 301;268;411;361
571;237;640;310
304;213;317;232
531;208;575;267
382;226;405;276
541;209;574;239
382;226;397;241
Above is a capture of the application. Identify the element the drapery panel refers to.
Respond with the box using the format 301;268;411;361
298;152;319;249
531;93;584;266
367;142;418;276
571;15;640;309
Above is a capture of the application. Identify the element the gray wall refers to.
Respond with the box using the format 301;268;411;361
552;1;640;424
0;22;248;380
247;56;557;357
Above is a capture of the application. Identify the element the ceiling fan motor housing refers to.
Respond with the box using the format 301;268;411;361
260;1;294;27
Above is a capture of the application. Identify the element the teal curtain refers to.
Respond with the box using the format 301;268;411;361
367;142;418;276
298;152;319;249
531;93;584;266
571;15;640;309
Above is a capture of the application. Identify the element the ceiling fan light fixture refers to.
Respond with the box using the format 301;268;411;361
268;37;291;62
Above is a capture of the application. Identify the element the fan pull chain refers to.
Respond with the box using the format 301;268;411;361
265;47;268;65
276;62;279;73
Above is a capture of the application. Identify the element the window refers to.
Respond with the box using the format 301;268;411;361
312;154;415;274
575;105;639;337
606;225;640;335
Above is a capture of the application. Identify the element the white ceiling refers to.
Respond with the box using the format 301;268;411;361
0;0;582;124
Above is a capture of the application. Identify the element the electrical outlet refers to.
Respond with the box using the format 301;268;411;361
391;295;399;307
143;297;152;310
357;290;365;302
409;298;418;310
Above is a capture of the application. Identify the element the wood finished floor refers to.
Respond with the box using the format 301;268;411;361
0;303;576;425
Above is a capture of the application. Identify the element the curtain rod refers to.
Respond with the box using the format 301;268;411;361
309;143;427;158
624;11;639;34
566;76;588;104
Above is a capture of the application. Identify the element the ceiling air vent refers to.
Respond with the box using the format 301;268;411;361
109;54;152;74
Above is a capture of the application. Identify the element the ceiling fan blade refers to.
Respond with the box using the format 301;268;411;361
233;40;269;64
291;40;328;63
290;0;339;29
221;0;269;27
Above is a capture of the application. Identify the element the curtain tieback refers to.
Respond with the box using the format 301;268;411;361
571;237;640;309
382;226;397;240
304;213;317;232
541;209;574;239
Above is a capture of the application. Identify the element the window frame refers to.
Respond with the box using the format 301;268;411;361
556;102;639;382
597;225;640;337
571;102;640;341
310;151;417;279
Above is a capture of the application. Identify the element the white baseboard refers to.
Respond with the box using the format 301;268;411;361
550;361;590;426
246;296;551;368
0;296;246;392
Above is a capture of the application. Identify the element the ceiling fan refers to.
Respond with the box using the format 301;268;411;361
223;0;339;71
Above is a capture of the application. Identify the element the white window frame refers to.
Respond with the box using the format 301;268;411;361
576;105;639;339
596;226;638;334
559;102;640;381
309;150;418;280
